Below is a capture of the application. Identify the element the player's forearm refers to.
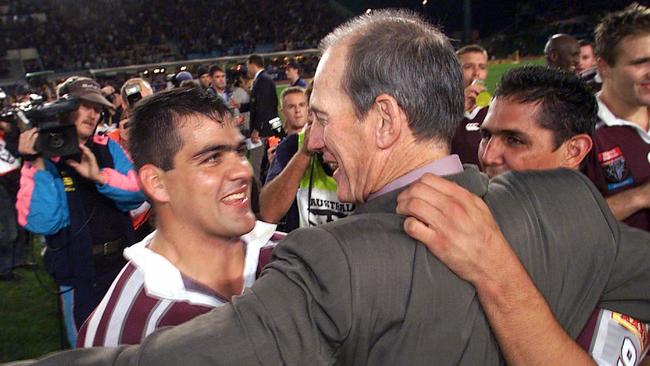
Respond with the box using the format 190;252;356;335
258;151;311;223
605;186;648;221
475;254;595;366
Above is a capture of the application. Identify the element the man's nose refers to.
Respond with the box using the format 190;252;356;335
479;137;503;166
307;122;324;152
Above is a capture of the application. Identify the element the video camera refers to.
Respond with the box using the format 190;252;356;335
0;94;81;159
124;84;143;106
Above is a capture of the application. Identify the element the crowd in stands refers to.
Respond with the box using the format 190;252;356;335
0;0;346;72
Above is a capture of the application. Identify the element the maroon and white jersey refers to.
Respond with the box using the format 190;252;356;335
583;97;650;232
578;309;649;365
451;106;488;166
77;221;284;347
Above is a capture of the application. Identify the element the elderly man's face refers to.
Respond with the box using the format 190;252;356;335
308;43;374;203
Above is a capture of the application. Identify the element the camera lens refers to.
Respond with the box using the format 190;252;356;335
47;132;65;150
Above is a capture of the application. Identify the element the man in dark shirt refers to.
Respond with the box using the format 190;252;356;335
450;44;489;165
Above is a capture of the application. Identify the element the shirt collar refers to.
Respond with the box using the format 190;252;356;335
253;69;263;81
124;220;278;305
368;154;464;201
464;105;485;120
596;95;650;143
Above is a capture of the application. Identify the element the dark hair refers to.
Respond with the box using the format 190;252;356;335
595;3;650;66
286;61;301;72
577;39;593;48
456;44;487;57
495;66;597;148
319;9;463;144
196;66;209;77
247;54;265;68
128;86;232;171
208;64;224;77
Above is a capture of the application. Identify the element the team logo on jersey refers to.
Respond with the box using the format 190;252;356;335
465;122;480;132
612;312;649;350
61;174;76;192
598;147;633;191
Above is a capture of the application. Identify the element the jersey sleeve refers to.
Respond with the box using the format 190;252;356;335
16;161;70;235
96;139;146;211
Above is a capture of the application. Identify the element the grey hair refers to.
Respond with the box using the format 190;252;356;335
319;9;464;144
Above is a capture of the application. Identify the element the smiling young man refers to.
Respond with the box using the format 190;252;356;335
478;67;593;177
583;3;650;233
76;87;283;347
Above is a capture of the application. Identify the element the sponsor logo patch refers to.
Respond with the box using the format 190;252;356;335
465;122;480;132
612;312;649;351
598;147;634;190
62;176;75;192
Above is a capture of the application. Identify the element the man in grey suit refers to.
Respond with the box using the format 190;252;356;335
27;9;650;366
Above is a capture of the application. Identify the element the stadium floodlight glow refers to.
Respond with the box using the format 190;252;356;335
422;0;428;5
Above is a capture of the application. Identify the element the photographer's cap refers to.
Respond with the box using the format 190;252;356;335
57;76;114;111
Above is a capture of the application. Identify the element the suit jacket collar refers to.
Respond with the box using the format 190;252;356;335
354;165;488;215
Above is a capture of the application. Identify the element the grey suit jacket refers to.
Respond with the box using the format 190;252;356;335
31;167;650;365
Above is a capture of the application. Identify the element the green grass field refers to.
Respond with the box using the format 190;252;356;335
0;57;544;363
1;239;63;362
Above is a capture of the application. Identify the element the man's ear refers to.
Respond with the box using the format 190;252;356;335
562;134;593;170
138;164;170;203
374;93;406;149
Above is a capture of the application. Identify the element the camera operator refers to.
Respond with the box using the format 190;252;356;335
15;76;146;347
106;78;153;151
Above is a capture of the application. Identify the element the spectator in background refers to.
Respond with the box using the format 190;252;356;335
173;71;193;88
206;64;231;103
231;70;252;135
576;39;603;93
107;78;154;151
285;61;307;88
101;85;124;129
450;44;489;166
583;2;650;233
196;66;211;90
77;87;283;347
237;54;279;181
576;39;597;75
544;33;580;72
0;118;27;281
260;86;353;232
280;86;309;135
107;78;155;242
16;76;145;347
